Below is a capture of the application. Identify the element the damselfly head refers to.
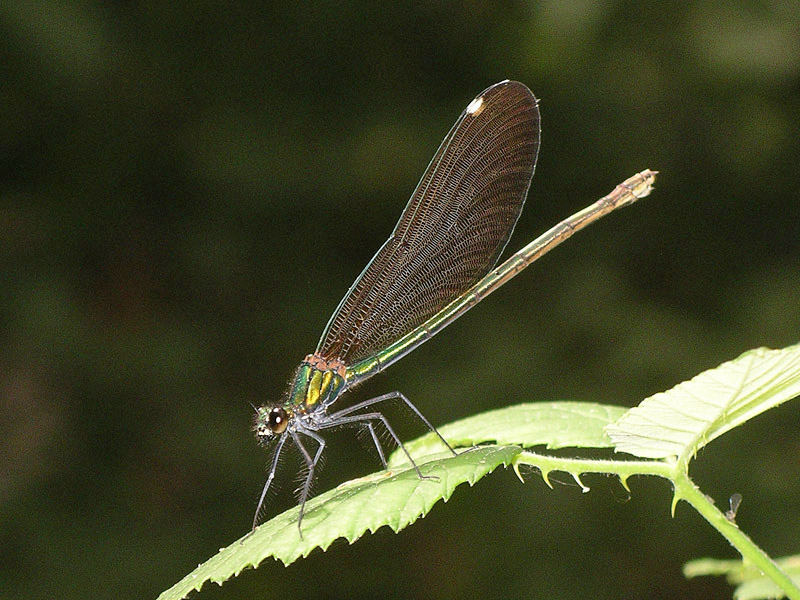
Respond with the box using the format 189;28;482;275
253;405;290;443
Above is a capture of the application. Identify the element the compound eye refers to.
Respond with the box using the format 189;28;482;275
268;407;289;434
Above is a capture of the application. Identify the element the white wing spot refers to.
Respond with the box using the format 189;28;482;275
465;96;484;116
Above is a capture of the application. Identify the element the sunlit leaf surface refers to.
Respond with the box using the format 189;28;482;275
606;344;800;460
158;445;519;600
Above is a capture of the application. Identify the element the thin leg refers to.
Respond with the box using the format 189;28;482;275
252;433;289;531
362;421;387;468
290;428;326;536
333;391;456;456
322;411;437;482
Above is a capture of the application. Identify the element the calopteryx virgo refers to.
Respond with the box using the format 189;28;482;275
253;80;656;532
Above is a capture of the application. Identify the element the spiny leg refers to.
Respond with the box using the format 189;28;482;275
332;391;456;456
253;433;289;531
361;421;387;468
290;428;326;536
322;411;437;482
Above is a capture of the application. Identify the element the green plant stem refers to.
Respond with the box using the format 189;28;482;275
514;450;676;487
674;472;800;600
515;451;800;600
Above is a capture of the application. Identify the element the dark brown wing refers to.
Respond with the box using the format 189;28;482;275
316;80;540;365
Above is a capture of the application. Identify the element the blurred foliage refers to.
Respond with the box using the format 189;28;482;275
1;1;799;599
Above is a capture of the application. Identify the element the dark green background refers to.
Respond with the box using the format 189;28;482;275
3;2;799;599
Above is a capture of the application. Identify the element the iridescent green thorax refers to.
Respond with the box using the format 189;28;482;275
286;354;346;413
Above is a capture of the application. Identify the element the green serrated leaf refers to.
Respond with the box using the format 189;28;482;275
733;577;788;600
734;570;800;600
684;557;752;581
606;343;800;460
157;445;519;600
387;401;628;468
684;554;800;598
